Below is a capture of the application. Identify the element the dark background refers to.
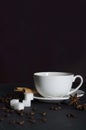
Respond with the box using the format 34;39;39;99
0;1;86;84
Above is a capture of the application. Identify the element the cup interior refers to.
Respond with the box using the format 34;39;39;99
34;72;73;76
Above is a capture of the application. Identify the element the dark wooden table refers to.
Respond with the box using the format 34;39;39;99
0;83;86;130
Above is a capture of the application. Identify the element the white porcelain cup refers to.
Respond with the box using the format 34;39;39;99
33;72;83;98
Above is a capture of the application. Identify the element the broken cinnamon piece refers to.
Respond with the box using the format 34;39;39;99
14;87;33;93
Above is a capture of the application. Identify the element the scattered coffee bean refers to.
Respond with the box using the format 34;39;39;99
29;111;35;116
16;110;24;116
66;113;76;118
9;120;16;124
0;106;7;110
40;117;47;123
50;105;61;111
29;119;36;124
31;107;37;111
76;104;86;111
29;116;35;120
41;112;47;116
4;109;11;113
0;117;4;121
83;104;86;110
76;104;83;110
17;120;25;125
53;106;59;110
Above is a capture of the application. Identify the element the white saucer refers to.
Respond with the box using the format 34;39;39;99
34;89;85;103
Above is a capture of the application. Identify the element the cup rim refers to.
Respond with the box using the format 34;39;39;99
33;72;73;76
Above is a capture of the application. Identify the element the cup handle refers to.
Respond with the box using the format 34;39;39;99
67;75;83;95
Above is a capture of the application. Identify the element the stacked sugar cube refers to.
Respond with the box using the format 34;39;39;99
10;88;34;110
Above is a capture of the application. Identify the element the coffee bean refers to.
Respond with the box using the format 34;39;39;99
9;120;16;124
31;107;37;111
66;113;76;118
29;116;35;120
0;118;4;121
0;106;7;110
41;112;47;116
50;105;61;111
17;120;25;125
40;117;47;123
29;111;35;116
16;110;24;116
29;119;36;124
50;106;53;110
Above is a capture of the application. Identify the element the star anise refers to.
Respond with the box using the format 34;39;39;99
69;94;80;106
